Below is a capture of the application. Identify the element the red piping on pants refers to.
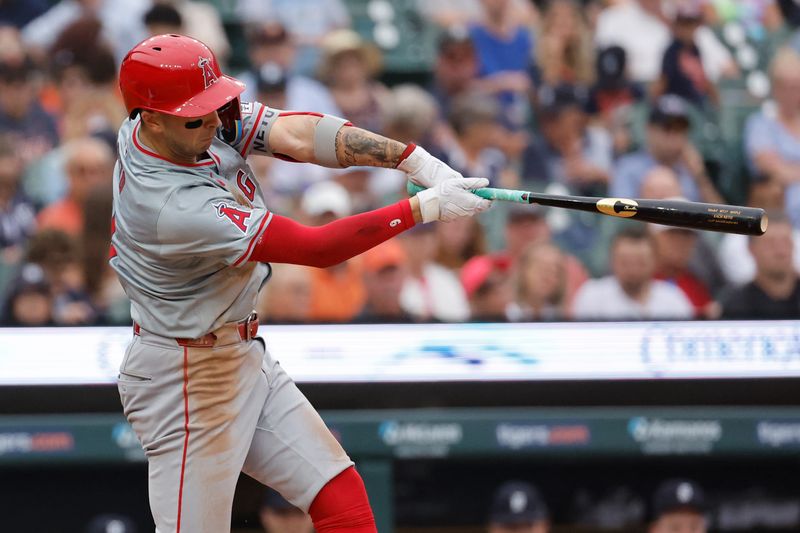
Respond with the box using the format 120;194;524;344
177;346;190;532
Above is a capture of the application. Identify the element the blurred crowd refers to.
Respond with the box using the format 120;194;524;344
1;0;800;327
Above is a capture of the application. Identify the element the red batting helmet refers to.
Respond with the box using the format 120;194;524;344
119;34;244;120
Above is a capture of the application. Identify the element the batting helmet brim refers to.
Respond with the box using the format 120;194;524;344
163;74;246;118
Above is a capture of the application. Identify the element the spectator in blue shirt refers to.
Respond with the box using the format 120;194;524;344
469;0;535;129
611;94;723;203
743;46;800;229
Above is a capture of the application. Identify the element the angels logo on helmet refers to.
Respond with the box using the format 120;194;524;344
198;56;218;89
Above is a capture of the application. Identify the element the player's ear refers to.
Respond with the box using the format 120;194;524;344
140;110;165;133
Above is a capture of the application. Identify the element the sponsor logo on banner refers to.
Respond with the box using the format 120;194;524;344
0;431;74;456
378;421;462;458
640;323;800;376
757;421;800;448
496;423;590;450
628;417;722;454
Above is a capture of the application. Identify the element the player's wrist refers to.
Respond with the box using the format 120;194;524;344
408;196;423;224
396;144;428;174
395;143;417;168
415;187;441;223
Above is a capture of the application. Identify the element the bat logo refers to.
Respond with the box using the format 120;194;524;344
198;56;218;89
596;198;639;218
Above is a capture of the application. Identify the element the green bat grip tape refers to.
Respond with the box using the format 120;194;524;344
406;182;530;203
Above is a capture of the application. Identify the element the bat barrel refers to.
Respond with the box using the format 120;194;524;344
605;199;768;236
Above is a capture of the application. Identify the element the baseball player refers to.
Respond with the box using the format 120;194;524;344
110;34;490;533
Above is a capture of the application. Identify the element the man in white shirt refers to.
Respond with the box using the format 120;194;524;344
595;0;734;84
572;227;693;320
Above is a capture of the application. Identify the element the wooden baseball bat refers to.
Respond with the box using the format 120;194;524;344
406;183;768;236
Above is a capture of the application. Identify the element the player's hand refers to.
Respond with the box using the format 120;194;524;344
416;177;493;223
398;145;463;188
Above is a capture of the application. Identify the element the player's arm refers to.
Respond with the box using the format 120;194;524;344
249;178;491;268
267;113;466;187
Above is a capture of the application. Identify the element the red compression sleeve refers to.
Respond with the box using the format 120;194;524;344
250;199;416;268
309;467;377;533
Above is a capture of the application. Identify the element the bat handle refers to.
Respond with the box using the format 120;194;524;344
406;181;531;203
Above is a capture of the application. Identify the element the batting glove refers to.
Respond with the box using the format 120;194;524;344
416;177;493;223
398;145;463;188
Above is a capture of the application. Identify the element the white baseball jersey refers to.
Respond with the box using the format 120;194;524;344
112;100;354;532
110;101;281;338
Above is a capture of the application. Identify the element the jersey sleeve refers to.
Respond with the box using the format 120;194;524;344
226;101;283;158
155;185;272;267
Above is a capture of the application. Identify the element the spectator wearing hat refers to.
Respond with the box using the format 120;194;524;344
84;513;138;533
611;94;723;204
259;487;314;533
461;254;514;321
357;240;414;323
572;227;693;320
0;262;52;326
587;45;645;157
398;222;469;322
298;180;366;323
653;0;719;107
488;480;550;533
524;84;613;195
318;29;388;135
649;479;708;533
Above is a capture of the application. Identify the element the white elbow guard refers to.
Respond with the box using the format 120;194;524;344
314;114;350;167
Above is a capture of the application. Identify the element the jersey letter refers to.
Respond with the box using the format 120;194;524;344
236;170;256;202
215;203;251;232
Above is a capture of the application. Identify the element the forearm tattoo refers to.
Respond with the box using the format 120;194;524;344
335;127;406;168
